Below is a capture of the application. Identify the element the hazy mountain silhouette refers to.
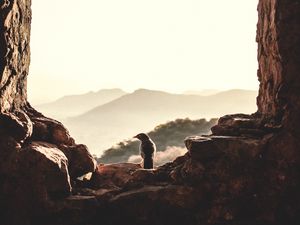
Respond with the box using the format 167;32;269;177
64;89;257;154
70;89;257;121
183;89;220;96
35;88;126;119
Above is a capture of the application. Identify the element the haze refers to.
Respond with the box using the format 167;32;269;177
28;0;259;104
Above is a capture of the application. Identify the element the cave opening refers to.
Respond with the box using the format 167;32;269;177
28;1;259;102
28;0;259;166
1;0;300;225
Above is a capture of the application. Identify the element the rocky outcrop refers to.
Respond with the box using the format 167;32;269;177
0;107;97;224
257;0;300;132
0;0;31;112
1;0;300;225
0;1;96;224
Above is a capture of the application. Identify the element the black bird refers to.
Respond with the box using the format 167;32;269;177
134;133;156;169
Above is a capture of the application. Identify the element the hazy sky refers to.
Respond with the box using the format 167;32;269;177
28;0;259;103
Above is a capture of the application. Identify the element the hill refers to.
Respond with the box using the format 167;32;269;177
97;118;218;165
74;89;257;121
35;88;126;119
64;89;257;154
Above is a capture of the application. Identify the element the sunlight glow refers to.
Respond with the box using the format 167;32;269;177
28;0;259;103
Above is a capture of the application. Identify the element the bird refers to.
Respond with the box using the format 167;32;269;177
133;133;156;169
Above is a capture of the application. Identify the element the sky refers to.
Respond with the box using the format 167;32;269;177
28;0;259;104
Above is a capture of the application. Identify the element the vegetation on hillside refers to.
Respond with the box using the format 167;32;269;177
97;118;218;164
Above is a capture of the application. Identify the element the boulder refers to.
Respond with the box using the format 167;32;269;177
184;136;224;161
30;116;75;146
20;142;72;198
185;135;264;162
60;144;97;179
0;111;32;142
29;112;96;179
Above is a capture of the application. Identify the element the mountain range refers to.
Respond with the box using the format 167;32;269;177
34;88;126;119
51;88;258;155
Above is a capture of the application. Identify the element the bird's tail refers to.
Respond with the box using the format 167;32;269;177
143;157;154;169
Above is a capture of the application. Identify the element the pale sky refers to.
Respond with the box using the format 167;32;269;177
28;0;259;103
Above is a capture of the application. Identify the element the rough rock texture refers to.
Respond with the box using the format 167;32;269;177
0;106;96;224
0;0;31;112
257;0;300;132
0;1;96;224
1;0;300;225
19;142;72;199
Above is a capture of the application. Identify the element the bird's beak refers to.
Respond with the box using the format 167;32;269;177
133;135;138;138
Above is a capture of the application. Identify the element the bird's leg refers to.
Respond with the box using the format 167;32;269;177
143;157;154;169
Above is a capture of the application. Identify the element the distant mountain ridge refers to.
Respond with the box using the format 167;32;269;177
35;88;126;119
183;89;220;96
63;88;257;154
72;89;257;120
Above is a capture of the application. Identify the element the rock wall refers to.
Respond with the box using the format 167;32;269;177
0;0;31;112
1;0;300;225
0;1;96;224
257;0;300;132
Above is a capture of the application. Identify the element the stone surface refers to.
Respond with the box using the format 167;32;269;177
60;144;97;179
90;163;142;188
0;2;97;223
27;106;97;178
20;142;72;197
184;136;224;161
0;0;31;112
257;0;300;131
0;111;33;142
29;112;75;146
